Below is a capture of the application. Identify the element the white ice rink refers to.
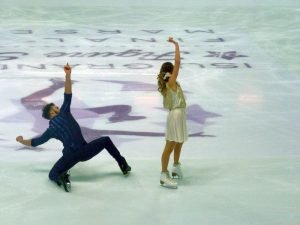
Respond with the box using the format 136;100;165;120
0;0;300;225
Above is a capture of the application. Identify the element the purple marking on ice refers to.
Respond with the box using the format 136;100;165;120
186;104;221;124
3;78;220;148
85;105;145;123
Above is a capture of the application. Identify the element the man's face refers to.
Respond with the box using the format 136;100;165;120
49;104;60;118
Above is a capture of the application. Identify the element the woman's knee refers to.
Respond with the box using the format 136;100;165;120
166;141;176;149
163;141;175;154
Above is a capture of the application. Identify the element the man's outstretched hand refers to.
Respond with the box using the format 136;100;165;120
16;135;32;146
64;63;72;94
64;63;71;76
16;136;23;143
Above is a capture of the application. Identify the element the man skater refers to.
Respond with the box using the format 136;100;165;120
16;63;131;192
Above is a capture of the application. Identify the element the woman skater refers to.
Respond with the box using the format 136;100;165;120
157;37;188;189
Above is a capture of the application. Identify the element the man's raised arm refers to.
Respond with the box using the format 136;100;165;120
64;63;72;94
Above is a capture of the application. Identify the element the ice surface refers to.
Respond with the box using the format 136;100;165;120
0;0;299;225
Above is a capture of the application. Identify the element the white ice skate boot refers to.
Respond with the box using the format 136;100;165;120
160;172;177;189
172;163;183;179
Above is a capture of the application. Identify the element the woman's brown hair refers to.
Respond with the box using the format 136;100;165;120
157;62;174;96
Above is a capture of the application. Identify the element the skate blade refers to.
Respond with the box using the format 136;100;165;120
160;181;178;189
63;182;71;192
171;173;183;179
122;165;131;177
123;168;131;177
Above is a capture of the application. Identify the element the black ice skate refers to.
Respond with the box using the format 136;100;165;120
59;171;71;192
119;161;131;176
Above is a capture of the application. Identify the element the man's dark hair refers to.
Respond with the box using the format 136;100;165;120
42;103;54;120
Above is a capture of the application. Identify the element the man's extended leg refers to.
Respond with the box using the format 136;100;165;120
80;136;131;175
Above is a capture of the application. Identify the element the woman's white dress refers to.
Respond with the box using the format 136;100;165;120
164;83;188;143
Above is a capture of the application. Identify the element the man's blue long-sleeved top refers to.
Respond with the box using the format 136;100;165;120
31;93;87;151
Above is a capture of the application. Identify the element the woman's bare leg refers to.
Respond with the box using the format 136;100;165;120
173;142;183;164
161;140;176;172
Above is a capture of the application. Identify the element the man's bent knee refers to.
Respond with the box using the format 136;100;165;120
49;170;59;184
